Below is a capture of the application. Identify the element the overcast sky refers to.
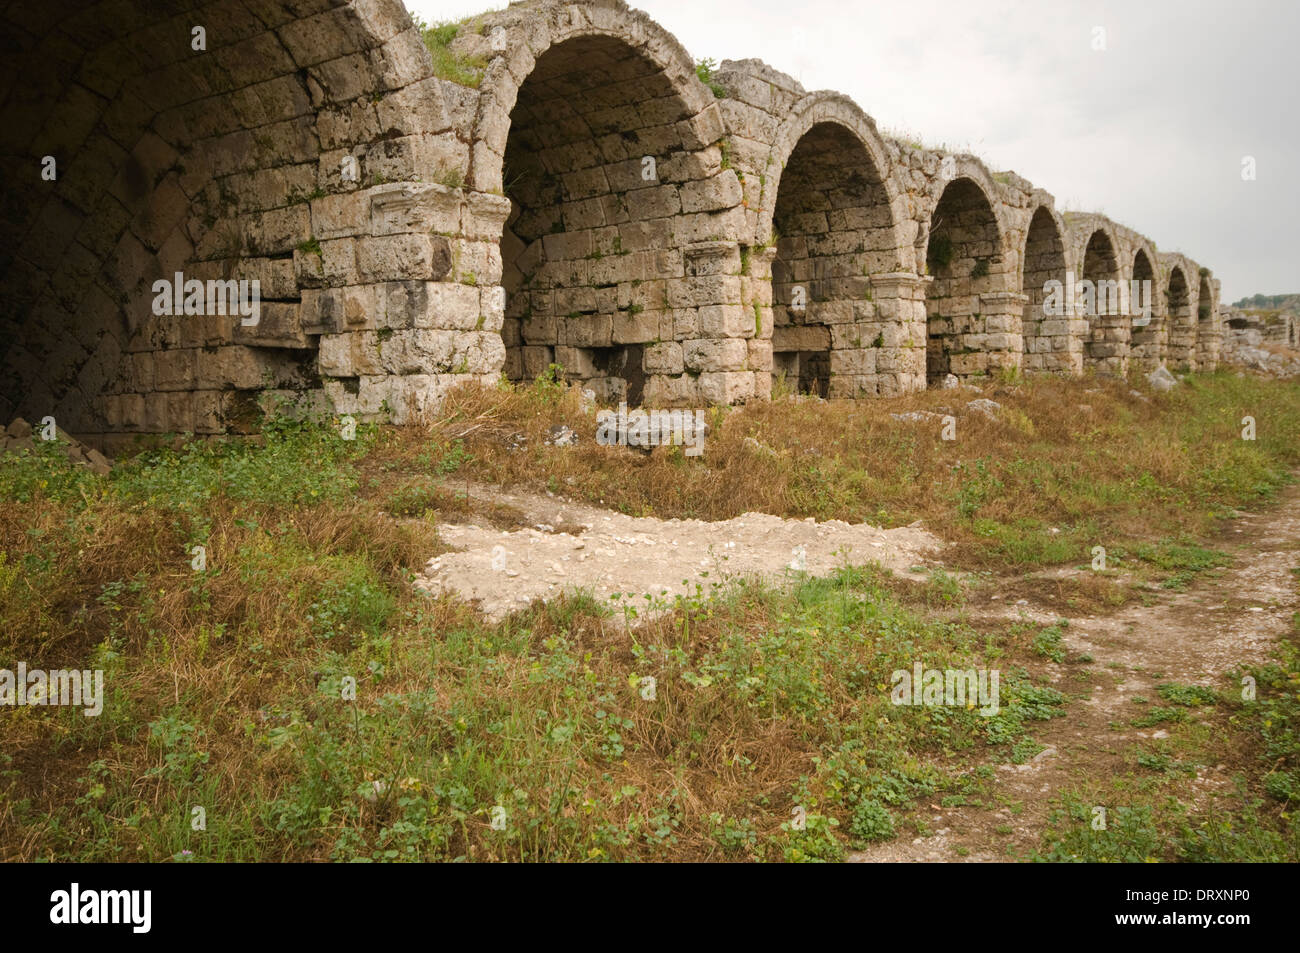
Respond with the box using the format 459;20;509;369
405;0;1298;302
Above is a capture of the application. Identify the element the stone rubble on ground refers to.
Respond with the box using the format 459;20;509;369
965;398;1002;420
0;418;112;475
414;488;942;620
546;424;578;447
1217;309;1300;378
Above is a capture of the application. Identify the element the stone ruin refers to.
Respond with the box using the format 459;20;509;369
0;0;1224;452
1217;306;1300;378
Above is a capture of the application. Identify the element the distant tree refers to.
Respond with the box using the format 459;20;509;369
1231;292;1299;309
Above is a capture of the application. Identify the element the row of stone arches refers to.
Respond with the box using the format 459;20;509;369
473;12;1222;405
1019;214;1218;379
0;0;1222;438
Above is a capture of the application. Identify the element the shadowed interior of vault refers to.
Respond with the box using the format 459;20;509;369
500;33;696;405
925;178;1006;387
770;121;895;398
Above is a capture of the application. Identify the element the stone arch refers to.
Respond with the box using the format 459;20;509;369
756;94;911;265
1128;244;1162;370
763;98;918;398
1020;204;1073;375
923;172;1016;385
469;0;718;194
1165;263;1194;370
916;157;1011;263
1195;269;1219;370
1076;225;1126;375
479;2;748;404
0;0;454;438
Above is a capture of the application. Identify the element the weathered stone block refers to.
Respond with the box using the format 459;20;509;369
415;281;483;330
830;348;878;376
612;310;660;344
553;346;600;378
153;347;196;391
625;185;681;220
356;234;453;282
698;304;750;338
697;371;754;404
678;171;743;214
196;346;280;389
520;345;554;380
684;338;748;372
302;285;373;334
245;205;311;255
644;341;684;374
562;314;613;348
234;302;308;348
668;275;738;309
369;182;462;236
773;325;831;352
678;103;725;150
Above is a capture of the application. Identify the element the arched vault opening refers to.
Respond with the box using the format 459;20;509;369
1166;266;1195;370
500;34;713;405
1080;229;1125;374
924;177;1007;385
769;121;897;397
1020;207;1069;374
1129;248;1161;369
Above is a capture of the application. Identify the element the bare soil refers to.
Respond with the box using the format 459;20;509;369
415;481;943;618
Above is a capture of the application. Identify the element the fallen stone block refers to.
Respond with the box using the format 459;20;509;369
966;398;1002;420
1147;365;1179;392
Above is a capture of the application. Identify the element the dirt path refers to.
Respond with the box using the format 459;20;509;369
415;478;1298;861
415;483;942;619
847;482;1300;862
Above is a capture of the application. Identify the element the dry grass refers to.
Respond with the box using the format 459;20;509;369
1;371;1297;862
389;371;1300;570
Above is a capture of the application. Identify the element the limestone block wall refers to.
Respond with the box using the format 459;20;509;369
0;0;493;441
1219;308;1298;377
1196;270;1223;371
0;0;1225;439
1066;214;1127;376
1124;227;1164;372
1161;254;1195;370
893;149;1025;384
1223;308;1296;347
1060;217;1169;376
305;183;510;419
